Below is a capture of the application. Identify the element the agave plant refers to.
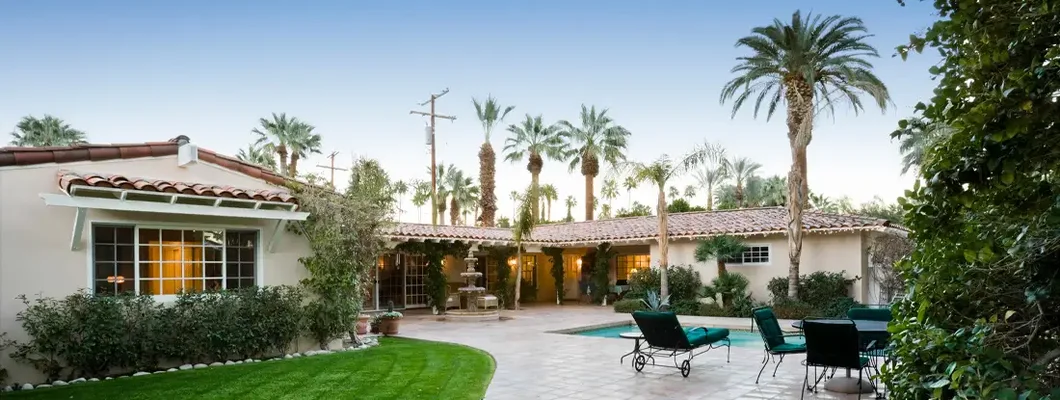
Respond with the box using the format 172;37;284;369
640;290;671;312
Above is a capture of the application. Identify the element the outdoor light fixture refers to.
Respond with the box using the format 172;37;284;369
508;257;517;267
576;258;583;269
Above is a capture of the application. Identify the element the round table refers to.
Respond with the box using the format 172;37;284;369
791;319;889;394
618;331;645;365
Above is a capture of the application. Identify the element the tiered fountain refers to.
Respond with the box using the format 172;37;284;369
445;248;500;322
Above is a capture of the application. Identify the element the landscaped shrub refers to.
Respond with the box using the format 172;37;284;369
11;286;305;380
703;272;750;307
590;244;614;303
669;300;701;316
766;271;857;319
612;299;645;313
697;302;727;317
770;298;816;320
819;297;860;319
627;267;659;299
626;265;702;304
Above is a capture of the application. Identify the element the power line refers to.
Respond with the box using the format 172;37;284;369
409;88;456;226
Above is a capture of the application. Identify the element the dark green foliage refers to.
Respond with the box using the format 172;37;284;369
766;271;855;319
614;202;652;217
669;300;701;316
697;303;727;317
819;297;860;319
627;265;702;304
626;267;658;299
395;241;470;314
543;247;565;304
771;298;817;320
10;287;304;380
612;298;646;313
590;244;614;303
487;247;515;309
517;280;537;303
887;1;1060;396
666;198;707;213
694;235;746;265
702;271;750;308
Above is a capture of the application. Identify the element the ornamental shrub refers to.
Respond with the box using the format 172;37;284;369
612;299;645;313
669;300;701;316
627;265;702;304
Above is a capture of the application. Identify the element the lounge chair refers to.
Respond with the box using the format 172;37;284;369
630;311;731;377
801;319;880;399
751;306;807;384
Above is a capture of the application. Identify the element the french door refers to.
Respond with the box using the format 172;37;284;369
404;254;428;308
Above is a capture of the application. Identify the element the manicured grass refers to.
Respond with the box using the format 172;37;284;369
7;337;494;400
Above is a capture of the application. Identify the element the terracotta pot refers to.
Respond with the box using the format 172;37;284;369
379;318;401;335
356;314;370;335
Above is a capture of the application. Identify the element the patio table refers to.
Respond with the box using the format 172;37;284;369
791;319;889;394
618;331;645;365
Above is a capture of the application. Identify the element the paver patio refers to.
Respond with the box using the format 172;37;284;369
400;305;885;400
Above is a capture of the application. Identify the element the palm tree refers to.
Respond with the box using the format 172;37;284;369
722;157;762;207
509;190;522;221
286;121;322;177
511;183;537;310
683;185;697;201
445;167;476;226
667;186;680;200
618;142;721;298
895;116;953;175
721;11;890;299
9;115;88;147
556;105;632;221
623;176;638;208
760;175;787;206
503;114;566;222
540;184;558;221
253;113;298;176
393;180;410;219
601;179;619;214
473;96;515;227
433;163;455;225
564;195;577;222
411;180;431;222
600;204;612;219
693;166;728;211
236;143;278;171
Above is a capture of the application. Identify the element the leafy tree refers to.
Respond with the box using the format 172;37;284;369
722;156;762;207
9;115;88;147
615;202;653;218
617;142;721;298
496;216;511;228
759;175;787;207
543;247;565;305
666;198;706;213
563;195;577;222
557;105;632;221
721;11;890;299
511;183;537;309
894;116;953;175
852;196;903;223
886;0;1060;396
286;121;322;177
236;143;277;171
503;114;565;222
253;113;297;177
473;96;514;227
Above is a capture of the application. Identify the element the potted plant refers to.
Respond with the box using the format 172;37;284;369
356;313;371;335
378;300;403;335
369;315;381;334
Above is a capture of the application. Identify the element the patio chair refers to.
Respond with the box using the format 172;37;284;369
801;319;880;399
847;307;892;374
630;311;731;377
751;306;806;384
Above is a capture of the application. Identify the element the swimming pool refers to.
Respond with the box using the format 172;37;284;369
570;324;805;348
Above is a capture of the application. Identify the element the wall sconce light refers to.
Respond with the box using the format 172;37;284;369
508;257;517;267
441;258;446;267
576;258;583;270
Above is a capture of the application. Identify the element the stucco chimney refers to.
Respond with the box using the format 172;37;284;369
176;136;198;167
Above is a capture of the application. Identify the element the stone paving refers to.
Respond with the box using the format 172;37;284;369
400;305;885;400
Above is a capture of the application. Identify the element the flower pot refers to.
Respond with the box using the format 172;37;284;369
356;314;370;335
379;318;401;335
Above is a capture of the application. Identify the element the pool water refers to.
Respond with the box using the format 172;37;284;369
572;324;805;348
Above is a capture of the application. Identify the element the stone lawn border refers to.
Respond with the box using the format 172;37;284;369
3;336;381;392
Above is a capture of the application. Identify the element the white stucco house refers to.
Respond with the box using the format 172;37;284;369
0;136;905;384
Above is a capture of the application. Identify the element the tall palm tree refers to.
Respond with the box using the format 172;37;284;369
236;143;278;171
668;186;680;200
618;142;721;298
721;11;890;298
9;115;88;147
564;195;577;222
683;185;697;201
509;190;522;222
511;184;537;310
411;180;431;222
473;96;515;227
601;179;619;213
432;163;455;225
503;114;566;222
600;204;613;219
623;176;638;208
760;175;787;206
895;116;953;175
723;156;762;207
694;166;728;211
393;180;410;219
253;113;297;176
444;167;476;226
540;184;558;221
286;121;322;177
556;105;632;221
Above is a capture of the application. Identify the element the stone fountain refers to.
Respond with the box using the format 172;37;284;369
445;248;500;322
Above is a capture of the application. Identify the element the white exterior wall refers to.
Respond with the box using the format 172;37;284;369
0;156;312;384
652;232;870;303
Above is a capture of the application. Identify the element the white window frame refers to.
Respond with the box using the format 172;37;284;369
726;243;771;266
86;220;264;302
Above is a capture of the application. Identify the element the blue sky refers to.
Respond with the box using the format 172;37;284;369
0;0;940;222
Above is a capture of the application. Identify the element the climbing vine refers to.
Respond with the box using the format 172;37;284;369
591;243;614;304
395;241;469;315
543;247;565;305
487;246;515;309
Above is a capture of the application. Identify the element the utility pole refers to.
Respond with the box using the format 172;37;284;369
315;151;347;188
410;88;456;226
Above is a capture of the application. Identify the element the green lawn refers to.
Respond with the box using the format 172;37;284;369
7;337;494;400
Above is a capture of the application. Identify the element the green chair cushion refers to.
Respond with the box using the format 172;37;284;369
683;327;730;347
859;356;871;367
847;307;893;322
752;307;786;350
771;343;807;354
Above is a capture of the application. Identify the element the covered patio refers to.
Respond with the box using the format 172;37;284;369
399;305;882;400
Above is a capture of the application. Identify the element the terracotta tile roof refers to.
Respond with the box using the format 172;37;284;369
0;136;288;186
57;170;298;204
383;207;897;245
